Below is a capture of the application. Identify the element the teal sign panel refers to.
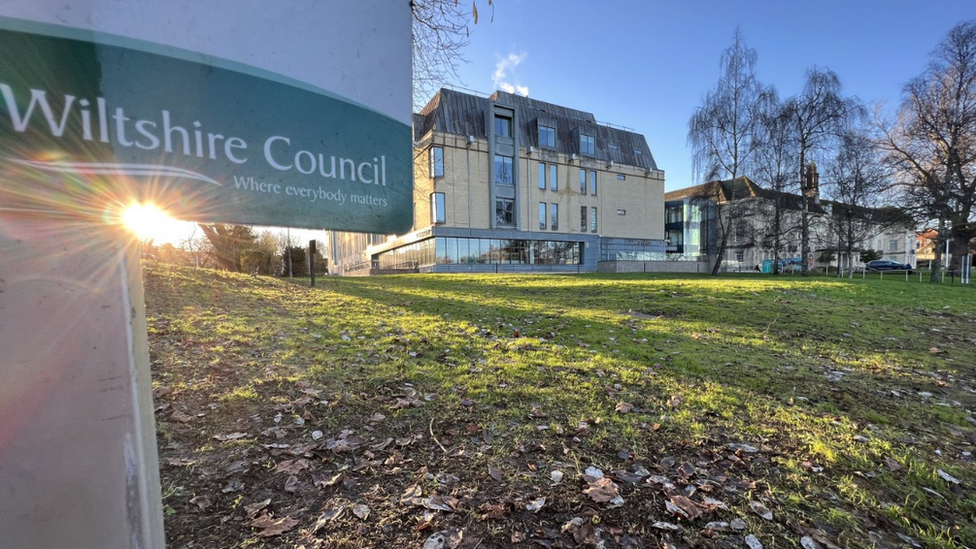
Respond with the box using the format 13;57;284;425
0;18;413;233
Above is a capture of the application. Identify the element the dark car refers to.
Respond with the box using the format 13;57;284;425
866;259;913;273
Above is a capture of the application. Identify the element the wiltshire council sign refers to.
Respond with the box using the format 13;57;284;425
0;16;413;233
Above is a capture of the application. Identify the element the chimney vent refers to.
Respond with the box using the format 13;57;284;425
804;162;820;203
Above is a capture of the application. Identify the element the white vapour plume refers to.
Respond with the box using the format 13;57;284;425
492;52;529;97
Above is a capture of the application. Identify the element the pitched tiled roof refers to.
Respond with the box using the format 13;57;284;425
414;88;658;170
666;177;828;214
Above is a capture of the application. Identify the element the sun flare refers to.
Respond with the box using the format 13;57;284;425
121;203;190;244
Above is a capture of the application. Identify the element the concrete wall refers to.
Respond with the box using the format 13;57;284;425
0;217;164;549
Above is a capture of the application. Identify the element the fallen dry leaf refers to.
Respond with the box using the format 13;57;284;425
401;484;424;506
352;503;370;520
423;531;447;549
249;514;299;538
189;495;211;510
213;432;249;441
525;497;546;513
883;457;902;471
615;402;634;414
583;477;621;504
667;494;702;520
937;469;960;484
243;498;271;518
745;534;763;549
480;502;507;520
801;536;821;549
700;497;728;510
750;500;773;520
312;506;345;531
423;494;458;512
275;458;310;475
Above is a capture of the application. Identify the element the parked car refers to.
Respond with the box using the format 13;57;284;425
866;260;913;273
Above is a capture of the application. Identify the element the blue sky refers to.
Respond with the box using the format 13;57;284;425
445;0;976;191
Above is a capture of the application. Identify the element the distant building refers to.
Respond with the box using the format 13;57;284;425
666;168;916;272
916;229;976;270
327;88;667;275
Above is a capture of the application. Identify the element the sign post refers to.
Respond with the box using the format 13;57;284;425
0;2;411;547
309;239;317;287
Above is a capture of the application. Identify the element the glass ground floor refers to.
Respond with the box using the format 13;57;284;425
376;236;584;270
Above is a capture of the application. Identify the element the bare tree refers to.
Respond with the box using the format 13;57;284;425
879;21;976;282
688;28;768;274
782;68;862;275
197;224;258;272
752;93;798;273
823;126;893;277
412;0;493;109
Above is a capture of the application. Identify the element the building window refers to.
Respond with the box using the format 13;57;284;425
616;174;626;181
431;192;445;224
494;155;513;185
617;209;626;215
580;169;587;195
430;146;444;178
889;239;898;251
496;198;515;226
590;207;598;232
550;203;559;231
494;115;512;138
667;230;683;246
735;250;745;263
634;148;642;155
590;170;597;195
538;162;546;190
580;206;587;232
580;134;595;156
734;222;747;243
666;205;683;223
550;164;558;191
539;202;547;230
539;124;555;148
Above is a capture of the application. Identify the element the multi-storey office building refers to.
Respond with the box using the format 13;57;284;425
327;89;666;275
666;171;917;273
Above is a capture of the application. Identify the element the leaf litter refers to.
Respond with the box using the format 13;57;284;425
145;264;976;548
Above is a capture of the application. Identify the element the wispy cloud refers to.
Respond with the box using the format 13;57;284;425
492;52;529;97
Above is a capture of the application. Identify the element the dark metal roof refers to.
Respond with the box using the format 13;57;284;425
665;177;827;213
414;88;658;170
666;177;910;223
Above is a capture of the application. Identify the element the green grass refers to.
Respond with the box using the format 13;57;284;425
145;264;976;548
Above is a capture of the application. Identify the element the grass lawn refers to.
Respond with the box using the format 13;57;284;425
144;264;976;548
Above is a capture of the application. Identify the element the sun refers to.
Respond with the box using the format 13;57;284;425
121;203;192;244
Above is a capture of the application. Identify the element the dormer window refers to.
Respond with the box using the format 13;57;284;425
580;134;595;156
539;124;556;148
494;114;512;138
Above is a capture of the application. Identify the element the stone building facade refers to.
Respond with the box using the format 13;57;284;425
329;89;667;274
